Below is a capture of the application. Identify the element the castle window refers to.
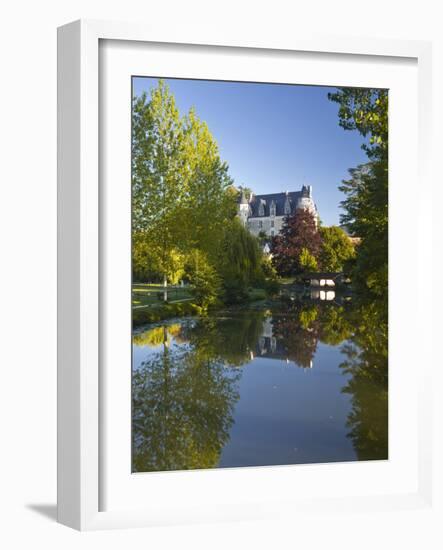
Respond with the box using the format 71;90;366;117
270;229;275;236
259;220;263;229
270;201;276;216
271;220;274;228
284;198;291;215
258;201;265;216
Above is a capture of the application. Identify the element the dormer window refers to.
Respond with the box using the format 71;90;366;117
270;201;276;217
258;200;266;216
284;197;291;215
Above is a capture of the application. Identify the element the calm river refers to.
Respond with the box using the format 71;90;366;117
132;297;388;472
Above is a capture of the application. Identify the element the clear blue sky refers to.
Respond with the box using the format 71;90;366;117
133;77;368;226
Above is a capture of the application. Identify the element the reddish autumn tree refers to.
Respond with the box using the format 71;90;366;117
271;208;322;276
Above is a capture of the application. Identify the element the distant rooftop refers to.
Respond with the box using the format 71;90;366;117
247;191;301;217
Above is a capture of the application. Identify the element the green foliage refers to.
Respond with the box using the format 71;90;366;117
258;255;280;295
260;254;277;279
248;288;267;302
298;305;318;330
132;80;238;289
299;247;318;272
132;301;204;328
339;298;388;460
318;305;353;346
329;87;388;296
132;232;163;282
180;108;235;261
133;323;182;347
340;162;387;295
183;310;267;367
132;342;240;472
328;88;388;161
218;218;263;304
319;226;355;272
184;250;221;309
132;81;186;285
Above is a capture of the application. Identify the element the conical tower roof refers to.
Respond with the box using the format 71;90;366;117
240;189;248;204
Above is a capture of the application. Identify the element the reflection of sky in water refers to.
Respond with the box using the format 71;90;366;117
218;344;356;467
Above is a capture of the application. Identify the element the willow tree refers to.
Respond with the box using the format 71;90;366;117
218;218;262;303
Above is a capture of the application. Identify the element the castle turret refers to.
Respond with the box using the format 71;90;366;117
296;185;318;224
238;189;250;226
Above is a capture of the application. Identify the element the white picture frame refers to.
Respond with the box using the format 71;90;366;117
57;19;434;531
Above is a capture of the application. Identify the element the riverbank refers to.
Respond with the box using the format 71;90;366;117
131;282;356;328
132;301;205;327
132;286;278;328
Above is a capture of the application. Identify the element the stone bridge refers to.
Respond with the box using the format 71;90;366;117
299;272;347;287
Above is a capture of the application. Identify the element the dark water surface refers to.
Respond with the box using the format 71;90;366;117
132;299;388;472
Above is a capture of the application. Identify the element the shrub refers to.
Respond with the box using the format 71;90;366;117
263;278;280;296
222;276;249;304
299;247;318;272
184;250;221;308
248;288;267;302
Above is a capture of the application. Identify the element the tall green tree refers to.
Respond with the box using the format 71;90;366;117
218;218;262;303
180;108;235;261
132;81;238;303
319;225;355;272
132;81;187;297
339;163;388;294
329;87;388;295
327;88;388;161
184;249;221;309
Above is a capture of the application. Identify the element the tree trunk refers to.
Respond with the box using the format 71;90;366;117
163;274;168;302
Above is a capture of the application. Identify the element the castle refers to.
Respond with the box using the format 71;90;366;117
238;185;318;238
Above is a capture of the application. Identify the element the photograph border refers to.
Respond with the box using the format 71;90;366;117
57;19;433;530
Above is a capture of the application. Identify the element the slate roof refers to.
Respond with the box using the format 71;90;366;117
247;191;301;218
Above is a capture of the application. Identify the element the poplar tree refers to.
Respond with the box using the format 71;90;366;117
181;108;234;262
132;81;187;297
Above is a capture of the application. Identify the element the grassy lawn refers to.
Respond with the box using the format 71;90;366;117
277;277;296;286
132;283;193;308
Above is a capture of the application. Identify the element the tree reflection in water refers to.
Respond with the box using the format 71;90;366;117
133;325;241;472
339;299;388;460
132;296;388;471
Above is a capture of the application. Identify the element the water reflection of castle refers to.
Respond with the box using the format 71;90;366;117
254;317;313;369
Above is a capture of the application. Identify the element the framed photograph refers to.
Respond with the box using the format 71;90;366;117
57;20;434;530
